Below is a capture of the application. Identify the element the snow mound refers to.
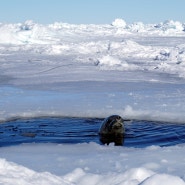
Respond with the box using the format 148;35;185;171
98;55;122;66
112;18;127;28
140;174;185;185
128;22;146;32
97;55;138;70
0;158;71;185
64;167;154;185
155;20;184;32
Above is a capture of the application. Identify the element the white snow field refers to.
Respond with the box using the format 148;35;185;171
0;19;185;184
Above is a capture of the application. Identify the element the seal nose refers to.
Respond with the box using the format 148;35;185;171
112;122;123;129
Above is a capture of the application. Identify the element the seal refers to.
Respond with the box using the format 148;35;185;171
99;115;125;146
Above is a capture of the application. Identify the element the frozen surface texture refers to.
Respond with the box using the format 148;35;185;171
0;143;185;185
1;19;185;184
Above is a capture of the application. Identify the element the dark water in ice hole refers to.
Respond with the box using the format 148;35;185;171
0;117;185;147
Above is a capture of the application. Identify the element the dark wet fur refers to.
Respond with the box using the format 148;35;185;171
99;115;125;146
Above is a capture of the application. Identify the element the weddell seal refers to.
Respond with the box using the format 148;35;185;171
99;115;125;146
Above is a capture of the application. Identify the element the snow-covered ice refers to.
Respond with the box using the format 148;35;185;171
1;19;185;184
1;143;185;185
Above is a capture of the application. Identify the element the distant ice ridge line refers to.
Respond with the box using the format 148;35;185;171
0;19;185;45
1;19;185;78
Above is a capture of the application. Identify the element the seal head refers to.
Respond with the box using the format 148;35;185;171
99;115;125;146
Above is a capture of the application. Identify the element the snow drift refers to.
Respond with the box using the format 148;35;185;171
1;143;185;185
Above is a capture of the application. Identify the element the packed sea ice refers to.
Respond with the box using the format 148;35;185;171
0;19;185;184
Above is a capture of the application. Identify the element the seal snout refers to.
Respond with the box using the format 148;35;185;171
112;122;122;129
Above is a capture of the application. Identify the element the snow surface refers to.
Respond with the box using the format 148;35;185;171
1;143;185;185
1;19;185;184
